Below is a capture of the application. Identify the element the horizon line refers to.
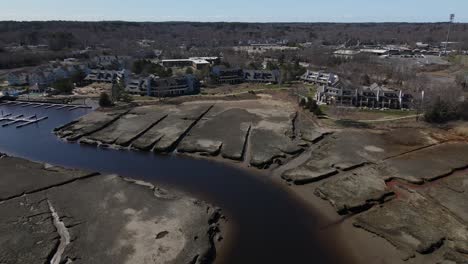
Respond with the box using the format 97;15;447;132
0;20;463;24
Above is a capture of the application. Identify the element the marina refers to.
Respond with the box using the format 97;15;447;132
0;100;92;111
0;112;48;128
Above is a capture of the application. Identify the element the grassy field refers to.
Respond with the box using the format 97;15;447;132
449;55;468;67
319;105;418;121
201;82;298;96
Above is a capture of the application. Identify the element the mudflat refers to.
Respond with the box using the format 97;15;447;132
0;153;222;264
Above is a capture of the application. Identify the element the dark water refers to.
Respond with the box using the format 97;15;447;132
0;104;346;264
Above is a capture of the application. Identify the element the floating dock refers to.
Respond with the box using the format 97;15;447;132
1;101;91;111
0;113;48;128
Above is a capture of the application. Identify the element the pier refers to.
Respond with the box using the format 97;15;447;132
0;101;91;111
0;113;48;128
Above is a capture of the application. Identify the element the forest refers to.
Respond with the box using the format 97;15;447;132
1;21;467;50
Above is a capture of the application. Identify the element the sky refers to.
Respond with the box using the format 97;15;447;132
1;0;467;23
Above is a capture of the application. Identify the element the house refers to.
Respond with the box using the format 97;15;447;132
28;70;54;87
359;49;389;56
52;67;70;80
7;72;29;86
162;57;220;70
147;75;199;97
211;68;281;84
301;71;339;86
333;49;361;59
71;64;91;76
8;64;92;88
416;42;430;49
189;57;220;65
0;89;20;100
211;67;244;84
84;70;127;84
161;59;194;68
357;84;404;109
43;71;56;85
243;70;280;83
29;83;43;94
189;58;211;70
125;77;151;96
92;56;130;69
315;82;415;109
315;80;358;106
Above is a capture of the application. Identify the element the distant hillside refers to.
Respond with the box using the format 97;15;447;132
1;21;467;50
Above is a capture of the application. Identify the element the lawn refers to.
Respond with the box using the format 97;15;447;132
449;55;468;67
201;82;293;96
319;105;418;121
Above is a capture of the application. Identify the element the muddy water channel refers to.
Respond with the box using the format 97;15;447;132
0;104;348;264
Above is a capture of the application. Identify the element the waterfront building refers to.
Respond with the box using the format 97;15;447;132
125;75;200;97
301;70;339;86
84;70;127;84
211;67;244;84
316;83;416;109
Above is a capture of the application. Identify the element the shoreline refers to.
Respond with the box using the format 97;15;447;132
117;147;363;264
180;146;408;264
0;140;358;264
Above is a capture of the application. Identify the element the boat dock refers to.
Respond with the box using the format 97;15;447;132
0;113;49;128
0;101;91;111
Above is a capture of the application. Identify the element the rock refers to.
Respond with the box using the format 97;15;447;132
422;172;468;223
307;142;468;217
454;241;468;255
79;138;99;146
132;104;213;152
314;165;393;214
296;113;330;143
0;195;58;264
302;133;370;174
354;190;468;256
56;108;129;141
85;106;167;146
55;99;315;169
382;142;468;183
249;128;300;168
0;155;93;201
178;107;258;160
282;165;338;185
443;250;468;263
279;129;441;191
179;139;223;156
177;100;307;165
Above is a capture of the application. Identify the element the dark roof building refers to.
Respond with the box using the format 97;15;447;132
243;70;280;83
84;70;127;84
211;67;244;84
125;77;151;96
301;70;339;86
147;75;199;97
211;67;281;84
316;82;417;109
